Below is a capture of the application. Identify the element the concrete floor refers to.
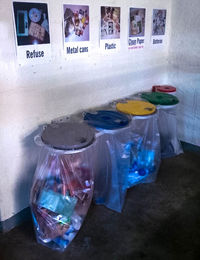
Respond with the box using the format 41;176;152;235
0;150;200;260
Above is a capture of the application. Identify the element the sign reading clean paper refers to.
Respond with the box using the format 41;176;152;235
151;9;167;48
128;8;146;50
63;4;90;57
100;6;120;53
13;1;51;65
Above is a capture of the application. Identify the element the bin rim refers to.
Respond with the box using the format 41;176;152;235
34;135;97;154
131;112;158;120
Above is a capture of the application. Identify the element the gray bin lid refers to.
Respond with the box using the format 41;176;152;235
41;122;95;150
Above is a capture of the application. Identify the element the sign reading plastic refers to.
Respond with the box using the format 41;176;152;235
100;6;120;53
13;1;51;65
63;4;90;57
151;9;167;48
128;8;146;50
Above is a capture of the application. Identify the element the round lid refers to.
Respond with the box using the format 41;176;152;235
152;85;176;93
141;92;179;106
116;100;156;116
84;110;130;130
41;122;95;150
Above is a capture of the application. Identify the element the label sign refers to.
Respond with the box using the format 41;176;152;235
13;2;51;65
128;8;146;50
63;4;90;57
151;9;167;48
100;6;120;52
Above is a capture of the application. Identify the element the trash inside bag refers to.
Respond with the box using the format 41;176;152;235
157;106;183;158
115;100;161;186
30;122;96;251
141;92;183;158
126;114;161;187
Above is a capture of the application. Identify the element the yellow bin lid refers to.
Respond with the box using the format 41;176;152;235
116;100;156;116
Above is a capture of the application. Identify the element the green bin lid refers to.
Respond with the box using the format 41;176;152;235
141;92;179;106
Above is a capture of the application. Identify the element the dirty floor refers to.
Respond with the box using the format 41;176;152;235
0;149;200;260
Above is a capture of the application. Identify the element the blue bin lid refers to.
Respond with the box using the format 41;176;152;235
41;122;95;150
84;110;130;130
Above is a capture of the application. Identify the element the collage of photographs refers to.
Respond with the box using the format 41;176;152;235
101;7;120;40
13;1;50;46
152;9;167;36
64;4;89;42
12;2;167;51
129;8;146;37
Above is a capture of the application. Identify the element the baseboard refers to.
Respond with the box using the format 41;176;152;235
0;207;31;233
181;141;200;153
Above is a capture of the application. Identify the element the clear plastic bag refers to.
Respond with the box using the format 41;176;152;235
127;113;161;187
30;138;96;251
157;105;183;158
94;114;161;212
94;126;134;213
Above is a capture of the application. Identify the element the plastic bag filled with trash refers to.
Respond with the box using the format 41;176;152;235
127;113;161;187
30;123;96;251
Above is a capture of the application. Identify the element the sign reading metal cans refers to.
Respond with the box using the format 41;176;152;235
12;1;51;65
128;8;146;50
100;6;120;53
63;4;90;57
151;9;167;49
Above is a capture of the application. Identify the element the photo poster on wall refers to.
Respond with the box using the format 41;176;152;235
63;4;90;58
128;8;146;50
100;6;121;53
12;1;51;66
151;9;167;48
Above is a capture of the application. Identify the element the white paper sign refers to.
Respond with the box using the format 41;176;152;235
100;39;120;52
128;8;146;50
17;44;51;65
151;9;167;48
100;6;121;53
13;2;51;66
63;4;90;58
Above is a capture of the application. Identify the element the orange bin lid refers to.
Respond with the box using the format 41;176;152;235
152;85;176;93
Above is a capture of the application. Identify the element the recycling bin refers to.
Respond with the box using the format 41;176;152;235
30;122;96;251
141;92;183;158
152;85;176;96
116;100;161;187
84;110;133;213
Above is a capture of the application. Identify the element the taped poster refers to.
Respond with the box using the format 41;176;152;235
13;1;51;65
151;9;167;48
100;6;120;53
128;8;146;50
63;4;90;58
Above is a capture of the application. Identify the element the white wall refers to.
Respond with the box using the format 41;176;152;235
168;0;200;146
0;0;171;221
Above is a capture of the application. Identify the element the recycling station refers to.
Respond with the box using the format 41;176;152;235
29;89;183;251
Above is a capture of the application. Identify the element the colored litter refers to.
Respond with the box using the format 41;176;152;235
30;122;96;251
